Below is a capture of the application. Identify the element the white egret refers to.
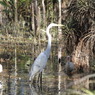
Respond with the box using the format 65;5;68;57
29;23;63;82
0;64;3;73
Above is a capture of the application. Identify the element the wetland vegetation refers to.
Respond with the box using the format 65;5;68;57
0;0;95;95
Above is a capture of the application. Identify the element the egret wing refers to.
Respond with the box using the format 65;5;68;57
33;52;48;68
29;52;48;78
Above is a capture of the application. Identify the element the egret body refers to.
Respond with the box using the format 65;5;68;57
29;23;63;82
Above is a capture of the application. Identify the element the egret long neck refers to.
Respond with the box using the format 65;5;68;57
45;28;51;58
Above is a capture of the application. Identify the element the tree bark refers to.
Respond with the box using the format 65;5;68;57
58;0;62;93
14;0;18;23
0;1;3;25
31;3;35;32
34;0;38;36
37;7;41;45
42;0;46;27
58;0;62;62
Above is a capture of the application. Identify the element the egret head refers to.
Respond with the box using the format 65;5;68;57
47;23;63;30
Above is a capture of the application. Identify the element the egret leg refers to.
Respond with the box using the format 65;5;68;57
36;72;41;84
29;75;35;84
37;72;42;86
40;72;42;87
31;79;34;84
36;74;39;84
40;72;42;84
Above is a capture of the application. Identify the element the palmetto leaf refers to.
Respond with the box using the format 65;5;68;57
0;1;9;7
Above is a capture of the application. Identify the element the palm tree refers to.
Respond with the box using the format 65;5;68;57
65;0;95;72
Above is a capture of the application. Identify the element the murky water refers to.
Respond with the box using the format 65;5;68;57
0;59;95;95
0;44;95;95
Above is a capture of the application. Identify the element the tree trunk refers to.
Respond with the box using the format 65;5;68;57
0;1;3;25
14;0;18;23
58;0;62;63
31;3;35;32
34;0;38;36
42;0;46;27
58;0;62;93
37;7;41;46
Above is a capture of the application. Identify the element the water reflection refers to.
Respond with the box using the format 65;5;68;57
0;61;95;95
29;84;39;95
0;78;3;95
0;56;95;95
14;47;17;95
58;63;62;95
0;64;4;95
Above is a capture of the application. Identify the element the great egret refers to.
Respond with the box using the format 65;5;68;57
65;56;74;75
29;23;63;82
0;64;3;73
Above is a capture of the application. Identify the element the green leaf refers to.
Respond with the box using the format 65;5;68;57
0;1;8;7
3;9;12;13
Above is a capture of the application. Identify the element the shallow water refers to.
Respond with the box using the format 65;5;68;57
0;44;95;95
0;59;95;95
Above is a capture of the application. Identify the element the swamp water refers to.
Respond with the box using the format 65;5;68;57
0;45;95;95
